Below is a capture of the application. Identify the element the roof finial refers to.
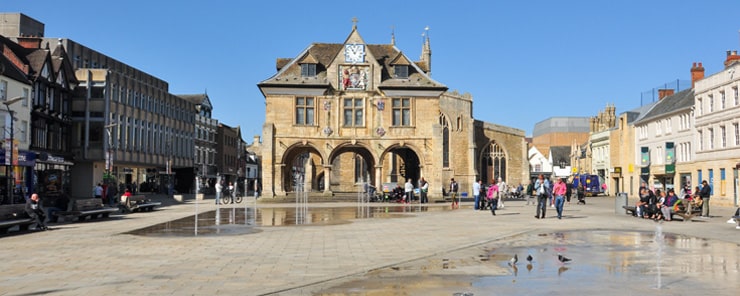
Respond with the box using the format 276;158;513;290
391;25;396;45
352;17;358;30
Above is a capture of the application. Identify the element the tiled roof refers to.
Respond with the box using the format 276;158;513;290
0;52;30;84
50;45;78;86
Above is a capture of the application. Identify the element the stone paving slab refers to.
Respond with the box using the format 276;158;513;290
1;195;739;295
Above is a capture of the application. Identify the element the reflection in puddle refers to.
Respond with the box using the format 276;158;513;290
308;230;740;295
125;205;441;237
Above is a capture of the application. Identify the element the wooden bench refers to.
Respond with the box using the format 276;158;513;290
0;204;35;234
118;195;161;213
54;198;118;222
623;204;702;221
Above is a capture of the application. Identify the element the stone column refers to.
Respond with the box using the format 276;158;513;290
275;163;286;196
375;165;382;192
323;165;333;196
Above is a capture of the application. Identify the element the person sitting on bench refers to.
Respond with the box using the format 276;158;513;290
25;193;48;231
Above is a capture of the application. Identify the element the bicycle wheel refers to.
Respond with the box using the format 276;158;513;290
235;195;243;203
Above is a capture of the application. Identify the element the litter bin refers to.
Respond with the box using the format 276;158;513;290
615;192;628;215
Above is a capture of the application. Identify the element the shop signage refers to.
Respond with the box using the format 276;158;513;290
611;167;622;178
665;142;675;174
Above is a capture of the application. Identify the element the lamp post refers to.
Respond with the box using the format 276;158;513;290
104;122;119;182
4;96;24;204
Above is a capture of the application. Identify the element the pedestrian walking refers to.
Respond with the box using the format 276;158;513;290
699;180;711;217
404;179;414;204
419;178;429;204
473;179;482;210
534;174;550;219
215;180;223;205
449;178;459;209
553;178;567;219
487;179;499;215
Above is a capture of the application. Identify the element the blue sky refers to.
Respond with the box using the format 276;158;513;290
4;1;739;138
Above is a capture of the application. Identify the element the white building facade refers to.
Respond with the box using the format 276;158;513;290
693;58;740;207
634;89;694;193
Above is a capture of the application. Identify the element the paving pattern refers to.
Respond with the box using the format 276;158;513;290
1;195;739;295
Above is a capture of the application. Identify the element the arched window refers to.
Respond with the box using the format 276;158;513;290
480;141;507;183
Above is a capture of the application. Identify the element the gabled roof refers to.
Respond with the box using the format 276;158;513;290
177;93;212;113
258;28;446;93
50;44;78;87
633;88;694;125
24;49;51;81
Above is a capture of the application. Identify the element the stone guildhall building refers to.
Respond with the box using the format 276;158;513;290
258;22;527;198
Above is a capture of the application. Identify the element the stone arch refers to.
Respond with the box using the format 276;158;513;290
280;142;325;193
379;143;424;187
479;140;509;184
327;142;377;193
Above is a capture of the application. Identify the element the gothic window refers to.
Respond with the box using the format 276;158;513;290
480;141;507;183
440;113;450;168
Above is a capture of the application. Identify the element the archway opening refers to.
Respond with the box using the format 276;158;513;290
282;146;323;193
381;147;421;187
329;146;375;193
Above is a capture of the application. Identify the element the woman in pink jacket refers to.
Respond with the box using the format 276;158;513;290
552;178;567;219
487;180;499;216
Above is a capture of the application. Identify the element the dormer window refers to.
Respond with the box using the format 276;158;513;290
394;65;408;78
301;63;317;77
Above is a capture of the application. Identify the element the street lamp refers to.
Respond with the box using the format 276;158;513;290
4;96;24;204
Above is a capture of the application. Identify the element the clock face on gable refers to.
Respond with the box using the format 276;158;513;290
344;44;365;63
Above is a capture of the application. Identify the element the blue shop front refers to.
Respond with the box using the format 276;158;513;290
1;150;37;204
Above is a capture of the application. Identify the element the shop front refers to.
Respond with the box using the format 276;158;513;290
34;152;74;197
1;150;37;204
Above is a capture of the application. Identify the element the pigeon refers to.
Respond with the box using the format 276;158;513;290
558;254;572;263
508;254;518;266
526;254;533;263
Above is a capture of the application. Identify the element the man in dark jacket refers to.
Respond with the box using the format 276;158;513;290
699;180;712;217
25;193;48;231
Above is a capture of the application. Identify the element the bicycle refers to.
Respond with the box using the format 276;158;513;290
221;190;243;204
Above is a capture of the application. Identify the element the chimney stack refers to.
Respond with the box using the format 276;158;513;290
725;50;740;68
691;62;705;88
16;36;42;49
658;89;675;100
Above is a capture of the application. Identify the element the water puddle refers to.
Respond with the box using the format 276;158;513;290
305;230;740;295
125;205;446;237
